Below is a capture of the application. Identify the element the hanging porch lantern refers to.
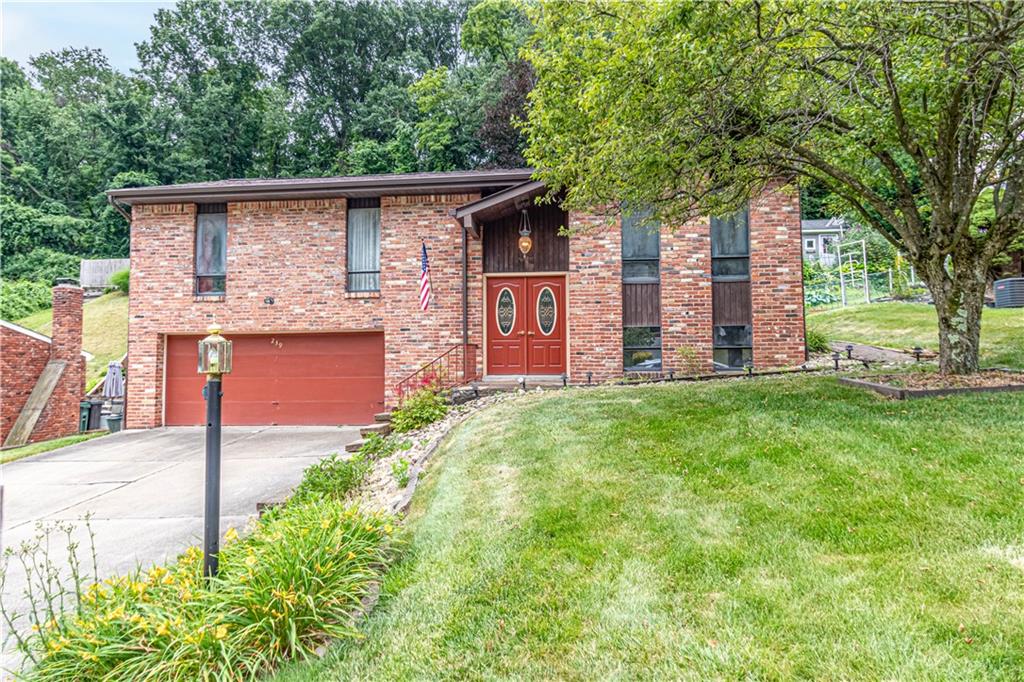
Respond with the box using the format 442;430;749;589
518;208;533;255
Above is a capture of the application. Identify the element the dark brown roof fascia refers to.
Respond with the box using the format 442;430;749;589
106;170;535;205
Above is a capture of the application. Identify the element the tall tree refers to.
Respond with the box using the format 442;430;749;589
525;0;1024;374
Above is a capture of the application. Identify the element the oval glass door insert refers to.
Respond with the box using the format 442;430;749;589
536;287;556;336
496;287;516;336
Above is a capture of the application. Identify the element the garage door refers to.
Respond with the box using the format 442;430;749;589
165;332;385;426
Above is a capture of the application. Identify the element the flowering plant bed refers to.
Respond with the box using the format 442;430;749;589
839;370;1024;399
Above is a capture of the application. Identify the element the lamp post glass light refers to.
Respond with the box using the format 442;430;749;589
198;324;232;577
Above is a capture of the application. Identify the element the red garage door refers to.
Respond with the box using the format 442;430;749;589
165;332;385;426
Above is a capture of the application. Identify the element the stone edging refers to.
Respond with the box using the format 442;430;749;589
838;375;1024;400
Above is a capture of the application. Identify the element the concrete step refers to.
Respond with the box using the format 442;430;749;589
360;422;392;438
374;411;392;423
345;439;366;453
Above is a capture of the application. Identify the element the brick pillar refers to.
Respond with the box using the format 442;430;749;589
750;183;806;368
43;281;85;439
568;211;622;382
661;220;713;373
51;282;84;365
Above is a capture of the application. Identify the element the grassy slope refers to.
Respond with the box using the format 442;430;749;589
808;302;1023;368
0;432;107;464
276;377;1024;680
17;292;129;390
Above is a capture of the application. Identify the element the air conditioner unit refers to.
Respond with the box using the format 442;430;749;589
993;277;1024;308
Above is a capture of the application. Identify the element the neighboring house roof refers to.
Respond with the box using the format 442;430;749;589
107;169;536;205
801;217;847;234
0;320;94;360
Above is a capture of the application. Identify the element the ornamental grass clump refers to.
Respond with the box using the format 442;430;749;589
17;501;395;681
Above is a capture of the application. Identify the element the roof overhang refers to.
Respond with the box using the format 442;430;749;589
107;169;536;206
451;180;548;238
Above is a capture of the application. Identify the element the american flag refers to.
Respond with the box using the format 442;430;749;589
418;241;432;311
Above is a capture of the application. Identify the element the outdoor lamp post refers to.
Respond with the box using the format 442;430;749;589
197;324;232;577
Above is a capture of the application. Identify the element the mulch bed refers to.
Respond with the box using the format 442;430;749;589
839;369;1024;399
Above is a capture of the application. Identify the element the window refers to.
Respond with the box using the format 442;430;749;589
347;198;381;291
805;238;816;251
622;208;662;371
195;205;227;296
621;208;660;283
624;326;662;372
710;209;750;281
710;207;752;370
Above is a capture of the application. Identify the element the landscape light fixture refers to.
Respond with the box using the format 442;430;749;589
913;346;923;362
197;323;232;577
832;351;841;371
518;209;533;255
845;344;854;359
744;360;754;377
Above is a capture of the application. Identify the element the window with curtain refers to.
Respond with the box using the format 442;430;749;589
347;199;381;292
622;207;662;371
195;205;227;296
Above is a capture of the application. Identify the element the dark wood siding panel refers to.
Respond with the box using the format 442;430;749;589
623;283;660;326
483;204;569;273
712;281;752;326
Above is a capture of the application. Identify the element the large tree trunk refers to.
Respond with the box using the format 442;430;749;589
920;257;987;375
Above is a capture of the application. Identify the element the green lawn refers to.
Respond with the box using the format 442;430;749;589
275;377;1024;680
17;291;129;390
808;302;1023;368
0;432;107;464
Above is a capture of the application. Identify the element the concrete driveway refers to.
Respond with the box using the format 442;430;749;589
1;426;359;660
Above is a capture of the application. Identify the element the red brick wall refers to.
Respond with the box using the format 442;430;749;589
567;212;622;382
750;183;806;368
126;184;805;426
380;193;481;405
0;284;85;445
0;327;51;444
128;195;478;426
661;219;714;372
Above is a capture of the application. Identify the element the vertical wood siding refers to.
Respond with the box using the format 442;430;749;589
483;204;569;273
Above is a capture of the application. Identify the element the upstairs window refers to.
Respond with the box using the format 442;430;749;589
196;204;227;296
347;198;381;292
710;209;750;281
621;208;660;283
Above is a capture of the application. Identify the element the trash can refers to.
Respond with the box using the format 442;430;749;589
79;400;92;433
107;414;123;433
88;399;104;431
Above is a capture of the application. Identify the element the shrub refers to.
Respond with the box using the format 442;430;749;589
110;268;130;294
359;433;412;460
10;460;396;680
390;388;449;433
20;503;393;681
288;453;371;506
1;247;79;284
806;326;831;354
391;458;411;487
0;279;51;320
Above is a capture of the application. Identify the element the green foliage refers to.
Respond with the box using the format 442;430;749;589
524;1;1024;372
288;452;372;506
1;247;79;284
843;225;897;270
391;389;449;433
110;268;130;294
359;433;412;460
805;326;831;354
0;279;51;320
9;454;396;680
391;457;412;488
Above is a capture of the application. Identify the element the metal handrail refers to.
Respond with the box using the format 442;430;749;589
395;343;479;401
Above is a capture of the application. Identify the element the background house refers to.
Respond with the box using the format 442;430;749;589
801;217;848;266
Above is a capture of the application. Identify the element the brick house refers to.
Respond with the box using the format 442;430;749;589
107;170;805;429
1;283;88;446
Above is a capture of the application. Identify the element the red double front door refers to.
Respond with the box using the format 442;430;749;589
486;276;566;375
